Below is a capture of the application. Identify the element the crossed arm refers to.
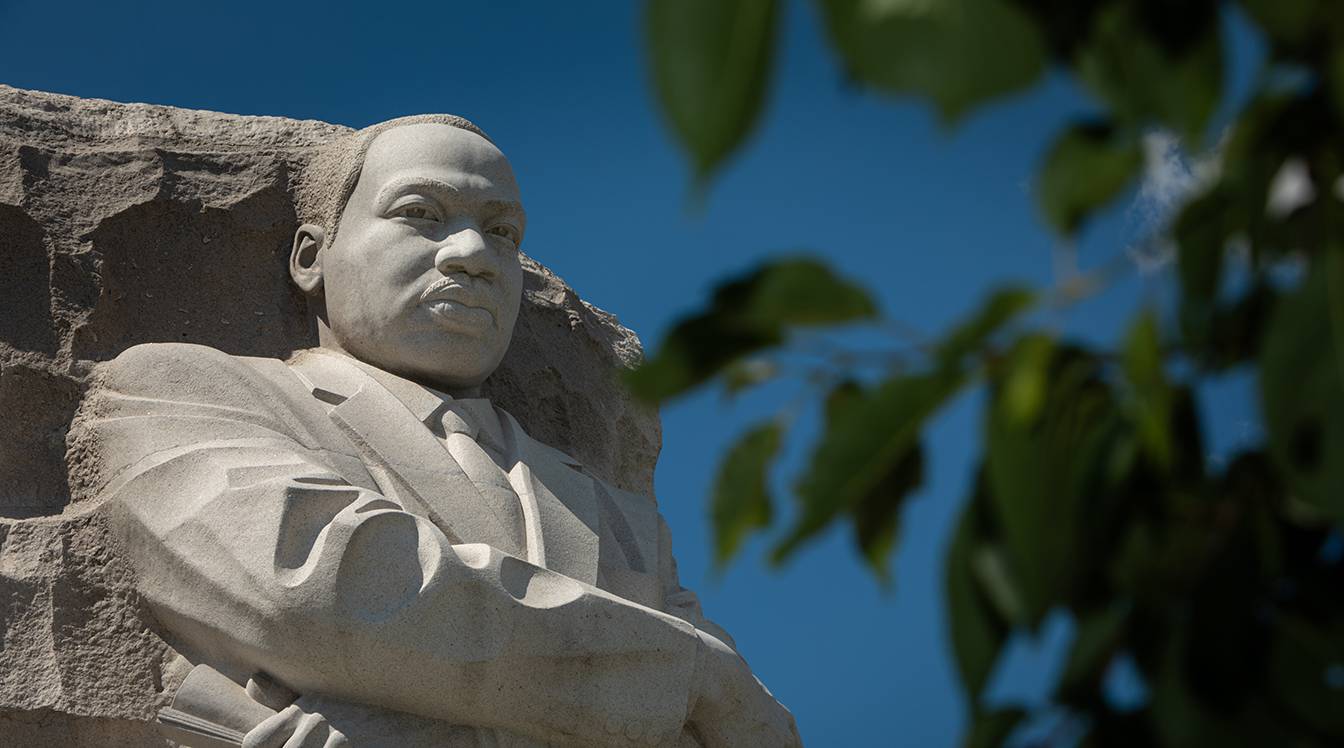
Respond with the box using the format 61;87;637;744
76;344;796;747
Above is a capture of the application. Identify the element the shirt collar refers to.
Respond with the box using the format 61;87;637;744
338;354;450;425
334;352;507;450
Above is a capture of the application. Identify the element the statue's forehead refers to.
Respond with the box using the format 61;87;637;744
359;123;518;195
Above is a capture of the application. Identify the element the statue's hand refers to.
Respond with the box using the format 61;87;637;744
688;631;802;748
242;703;349;748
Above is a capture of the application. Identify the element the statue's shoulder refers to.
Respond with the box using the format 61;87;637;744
97;342;292;398
107;341;241;368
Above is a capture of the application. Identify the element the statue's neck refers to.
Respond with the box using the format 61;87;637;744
314;321;484;399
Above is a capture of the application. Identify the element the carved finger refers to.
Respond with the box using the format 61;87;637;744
242;704;305;748
283;711;330;748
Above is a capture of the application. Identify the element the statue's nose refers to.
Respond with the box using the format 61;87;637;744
434;224;494;278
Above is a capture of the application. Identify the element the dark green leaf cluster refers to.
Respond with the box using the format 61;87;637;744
642;0;1344;744
625;257;877;403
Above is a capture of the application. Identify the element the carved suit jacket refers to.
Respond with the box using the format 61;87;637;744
76;343;733;747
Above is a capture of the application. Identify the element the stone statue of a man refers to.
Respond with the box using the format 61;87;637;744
73;115;800;747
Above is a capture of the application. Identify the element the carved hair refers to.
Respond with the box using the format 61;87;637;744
297;114;494;244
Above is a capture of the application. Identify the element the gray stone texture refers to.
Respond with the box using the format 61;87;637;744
0;84;659;744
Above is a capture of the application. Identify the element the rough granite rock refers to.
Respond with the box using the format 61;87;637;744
0;84;660;745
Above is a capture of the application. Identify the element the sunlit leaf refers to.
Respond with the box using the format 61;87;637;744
626;257;877;402
997;334;1053;426
1038;121;1142;235
711;421;784;565
817;0;1046;121
647;0;780;180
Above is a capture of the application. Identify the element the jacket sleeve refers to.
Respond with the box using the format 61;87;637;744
78;343;699;747
655;516;738;652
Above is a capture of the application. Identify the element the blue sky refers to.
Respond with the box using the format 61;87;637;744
0;1;1264;744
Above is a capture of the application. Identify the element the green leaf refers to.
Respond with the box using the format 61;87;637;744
852;441;924;581
1038;121;1142;235
997;333;1053;427
934;286;1036;373
817;0;1046;121
1122;310;1174;469
721;358;780;397
1330;45;1344;123
1057;603;1129;697
971;543;1027;626
1174;187;1231;306
1261;252;1344;520
734;256;879;328
946;479;1010;702
1266;615;1344;739
711;421;785;565
626;257;877;402
1239;0;1323;48
987;339;1129;622
775;372;961;562
1075;4;1224;142
962;706;1027;748
1174;186;1232;357
647;0;780;180
625;313;782;403
1148;621;1284;747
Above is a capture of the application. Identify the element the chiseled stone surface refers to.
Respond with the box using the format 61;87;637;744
0;86;663;744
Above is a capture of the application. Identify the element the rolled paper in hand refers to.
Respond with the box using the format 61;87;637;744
157;665;277;748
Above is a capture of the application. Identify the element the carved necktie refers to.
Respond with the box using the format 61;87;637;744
436;402;528;559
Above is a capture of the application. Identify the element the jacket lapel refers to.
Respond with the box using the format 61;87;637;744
288;351;517;551
502;411;600;586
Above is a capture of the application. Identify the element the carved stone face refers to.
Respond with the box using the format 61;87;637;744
317;123;525;390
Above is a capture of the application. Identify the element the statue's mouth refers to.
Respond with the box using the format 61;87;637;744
420;278;496;326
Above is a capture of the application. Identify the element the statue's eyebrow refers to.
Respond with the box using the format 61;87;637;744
374;176;524;220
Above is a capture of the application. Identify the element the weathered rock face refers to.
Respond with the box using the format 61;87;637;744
0;85;659;744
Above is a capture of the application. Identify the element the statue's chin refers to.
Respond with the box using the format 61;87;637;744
380;350;501;395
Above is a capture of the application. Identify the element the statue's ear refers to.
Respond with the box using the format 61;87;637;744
290;224;325;294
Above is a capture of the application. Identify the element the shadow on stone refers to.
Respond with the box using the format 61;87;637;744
73;181;314;363
0;365;78;518
0;204;57;355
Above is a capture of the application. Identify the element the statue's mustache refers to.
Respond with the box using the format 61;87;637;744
420;275;494;312
416;273;497;320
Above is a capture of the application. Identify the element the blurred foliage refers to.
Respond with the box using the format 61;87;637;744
640;0;1344;744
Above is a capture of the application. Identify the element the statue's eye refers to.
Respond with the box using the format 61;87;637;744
486;225;520;245
395;204;439;221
